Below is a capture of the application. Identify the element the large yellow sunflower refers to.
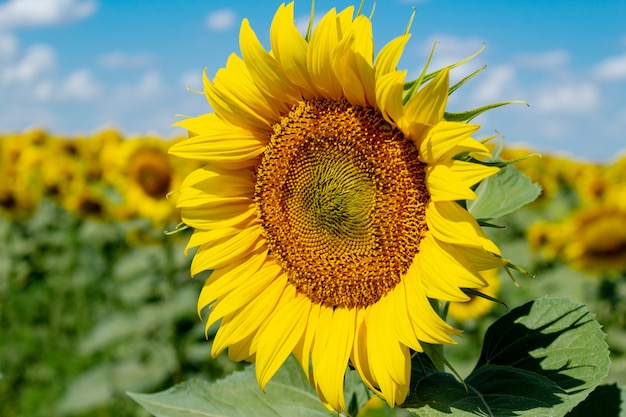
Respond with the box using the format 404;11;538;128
170;3;507;412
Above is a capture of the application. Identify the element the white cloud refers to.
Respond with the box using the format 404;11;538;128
0;0;97;29
98;52;155;69
1;43;55;83
179;70;203;91
592;53;626;81
205;9;237;31
137;70;163;97
471;64;516;103
58;69;101;101
113;70;164;101
0;32;18;62
33;79;54;101
514;50;570;70
418;35;485;67
535;83;599;113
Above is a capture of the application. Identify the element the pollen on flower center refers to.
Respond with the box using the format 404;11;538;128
255;99;430;308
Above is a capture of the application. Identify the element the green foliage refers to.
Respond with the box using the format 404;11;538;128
404;298;610;416
0;200;239;417
129;356;329;417
468;164;542;222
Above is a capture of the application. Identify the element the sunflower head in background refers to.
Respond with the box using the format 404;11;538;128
170;2;512;412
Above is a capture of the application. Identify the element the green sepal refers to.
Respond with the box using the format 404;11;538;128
448;65;486;96
163;222;190;236
403;44;486;104
444;100;528;123
476;220;505;228
461;288;508;311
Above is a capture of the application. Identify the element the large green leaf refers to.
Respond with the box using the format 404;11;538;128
128;355;365;417
467;164;541;221
565;383;624;416
404;298;610;416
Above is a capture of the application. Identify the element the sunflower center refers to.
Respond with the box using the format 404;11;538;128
255;99;429;308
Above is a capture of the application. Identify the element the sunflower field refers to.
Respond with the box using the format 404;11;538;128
1;128;625;416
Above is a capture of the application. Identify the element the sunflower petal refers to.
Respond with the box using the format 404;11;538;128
374;34;410;80
419;121;481;164
426;200;501;254
307;8;344;99
256;288;311;389
399;67;450;141
269;3;315;97
426;164;477;202
240;18;300;103
311;307;355;413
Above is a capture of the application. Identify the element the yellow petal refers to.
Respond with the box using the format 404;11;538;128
293;302;321;384
449;160;500;190
190;223;263;274
416;233;485;300
178;165;255;199
269;2;315;97
218;54;286;121
170;113;265;166
426;163;477;202
385;283;422;352
402;264;459;344
256;288;311;389
197;246;268;317
419;121;481;164
307;8;344;99
366;304;410;407
181;202;256;230
399;67;450;141
210;263;286;355
375;70;406;125
311;307;355;413
350;309;381;396
203;68;272;134
239;18;300;103
185;218;257;255
374;34;410;80
426;200;501;254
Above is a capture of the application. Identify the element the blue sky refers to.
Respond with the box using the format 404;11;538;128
1;0;625;161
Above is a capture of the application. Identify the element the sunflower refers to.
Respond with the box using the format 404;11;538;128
447;269;501;323
108;137;183;225
563;204;626;275
171;3;507;411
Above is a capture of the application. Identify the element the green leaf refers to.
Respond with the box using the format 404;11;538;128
404;298;610;416
565;383;625;416
128;355;337;417
467;164;541;221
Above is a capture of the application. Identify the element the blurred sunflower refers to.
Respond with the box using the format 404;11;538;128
111;137;183;225
0;132;47;217
447;269;501;322
171;3;507;411
527;220;568;262
563;205;626;275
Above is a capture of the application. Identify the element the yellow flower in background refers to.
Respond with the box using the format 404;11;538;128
0;132;47;218
563;205;626;275
447;269;501;322
170;3;506;411
527;220;569;262
109;137;184;226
